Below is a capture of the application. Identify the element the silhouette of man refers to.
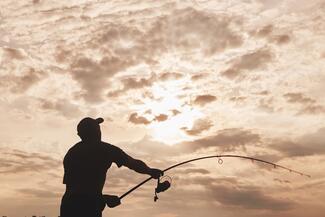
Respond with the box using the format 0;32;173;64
60;117;163;217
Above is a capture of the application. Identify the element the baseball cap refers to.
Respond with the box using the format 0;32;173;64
77;117;104;136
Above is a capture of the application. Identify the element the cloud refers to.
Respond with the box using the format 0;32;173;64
193;94;217;106
252;24;274;38
182;128;260;152
191;73;208;81
273;178;291;184
208;184;294;210
128;112;151;125
159;72;183;81
270;34;291;45
229;96;246;103
171;175;294;211
108;72;183;97
121;135;177;157
175;168;210;175
68;7;243;102
108;74;157;97
299;104;325;115
3;47;25;60
0;68;46;93
284;93;315;104
154;114;169;122
283;92;325;115
271;128;325;157
70;55;129;103
128;112;170;125
220;48;273;79
170;109;181;116
258;97;275;113
18;188;61;198
182;119;213;136
255;90;270;96
38;98;82;118
0;148;61;175
251;24;291;45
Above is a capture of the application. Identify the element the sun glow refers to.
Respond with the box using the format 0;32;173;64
150;106;202;144
142;84;203;144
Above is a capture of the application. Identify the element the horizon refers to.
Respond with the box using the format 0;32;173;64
1;0;325;217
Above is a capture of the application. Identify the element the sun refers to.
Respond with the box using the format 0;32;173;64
150;106;203;144
141;84;203;145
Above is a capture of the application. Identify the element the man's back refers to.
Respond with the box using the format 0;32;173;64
63;141;127;195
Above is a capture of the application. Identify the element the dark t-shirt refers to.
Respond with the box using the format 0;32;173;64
63;141;129;195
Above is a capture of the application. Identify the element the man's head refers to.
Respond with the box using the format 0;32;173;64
77;117;104;142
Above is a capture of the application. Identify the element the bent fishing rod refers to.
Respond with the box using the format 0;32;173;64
119;154;311;201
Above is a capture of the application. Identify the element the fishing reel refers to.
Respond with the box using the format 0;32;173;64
154;175;171;202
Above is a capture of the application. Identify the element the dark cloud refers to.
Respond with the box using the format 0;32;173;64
18;188;61;198
108;74;156;97
258;97;275;113
271;34;291;45
154;114;168;122
38;98;82;118
68;8;242;102
182;128;260;152
128;113;151;125
283;92;325;115
208;184;294;210
271;128;325;157
147;7;243;56
0;68;46;93
3;47;25;60
284;93;315;104
71;55;130;103
175;168;210;175
122;75;156;89
193;94;217;106
191;73;208;81
108;72;183;97
255;90;269;95
0;148;60;174
251;24;291;45
299;104;325;115
221;49;273;79
170;175;294;211
253;24;274;38
273;178;291;184
32;0;41;4
159;72;183;81
229;96;246;102
182;119;213;136
128;112;170;125
170;109;181;116
55;46;72;63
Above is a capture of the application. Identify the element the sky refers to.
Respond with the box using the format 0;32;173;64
0;0;325;216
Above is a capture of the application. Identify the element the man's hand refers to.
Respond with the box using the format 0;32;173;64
149;168;164;179
103;195;121;208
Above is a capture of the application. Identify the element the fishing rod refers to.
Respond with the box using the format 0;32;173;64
119;154;311;201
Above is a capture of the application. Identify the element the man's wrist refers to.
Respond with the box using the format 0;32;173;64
147;168;153;176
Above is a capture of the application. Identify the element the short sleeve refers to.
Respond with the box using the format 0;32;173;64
108;144;129;168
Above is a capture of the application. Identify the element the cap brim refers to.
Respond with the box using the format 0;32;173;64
95;118;104;124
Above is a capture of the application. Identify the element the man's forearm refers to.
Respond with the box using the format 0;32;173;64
127;157;151;175
125;156;163;179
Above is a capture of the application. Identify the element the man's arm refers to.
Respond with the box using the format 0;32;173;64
124;156;163;179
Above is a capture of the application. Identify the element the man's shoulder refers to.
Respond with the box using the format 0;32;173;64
100;141;121;152
67;142;82;151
